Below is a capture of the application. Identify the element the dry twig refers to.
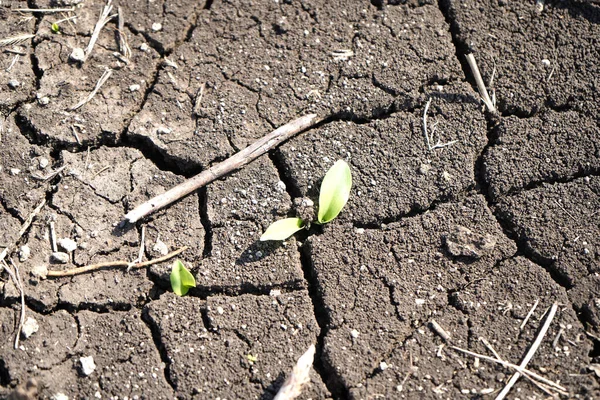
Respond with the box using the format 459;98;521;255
47;246;187;277
116;7;131;61
71;0;116;63
422;98;458;151
1;259;26;349
495;302;559;400
0;199;46;264
69;69;112;111
14;8;75;13
0;34;35;48
124;113;321;223
520;298;539;330
274;344;315;400
465;53;497;113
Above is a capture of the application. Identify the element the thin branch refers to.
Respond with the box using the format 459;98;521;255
465;53;497;113
71;0;115;63
5;54;20;72
69;69;112;111
495;302;559;400
0;199;46;264
47;246;187;277
116;7;131;61
124;113;321;223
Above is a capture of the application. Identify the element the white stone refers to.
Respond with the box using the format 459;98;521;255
129;84;141;92
9;168;20;175
216;306;224;315
153;239;168;256
21;317;39;338
350;329;359;338
69;47;85;62
18;245;31;262
139;43;149;51
58;238;78;253
79;356;96;376
52;393;69;400
379;361;388;371
31;265;48;280
39;96;50;105
39;157;49;169
151;22;162;32
51;252;69;264
8;79;20;89
157;126;172;135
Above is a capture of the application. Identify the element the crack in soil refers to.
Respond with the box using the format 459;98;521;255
140;307;177;392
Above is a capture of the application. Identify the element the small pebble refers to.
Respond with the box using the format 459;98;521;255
139;43;149;52
79;356;96;376
30;265;48;280
157;126;172;134
58;238;77;253
151;22;163;32
8;80;20;89
51;252;69;264
69;47;85;62
153;239;168;256
19;245;31;262
52;393;69;400
379;361;388;371
21;317;39;339
39;157;49;169
350;329;360;338
216;306;224;315
38;96;50;106
10;168;21;175
129;84;141;92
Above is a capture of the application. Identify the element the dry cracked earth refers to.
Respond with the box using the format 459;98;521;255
0;0;599;399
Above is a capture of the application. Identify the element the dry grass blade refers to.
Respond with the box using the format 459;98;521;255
1;259;26;349
465;53;497;113
274;344;315;400
116;7;131;60
69;69;113;111
496;302;560;400
14;8;75;13
0;199;46;264
0;34;35;48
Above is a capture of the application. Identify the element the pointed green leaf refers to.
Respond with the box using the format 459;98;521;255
260;218;305;241
318;160;352;223
170;259;196;296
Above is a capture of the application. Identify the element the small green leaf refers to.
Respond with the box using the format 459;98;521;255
260;218;305;241
246;354;257;363
51;23;60;33
170;259;196;296
318;160;352;223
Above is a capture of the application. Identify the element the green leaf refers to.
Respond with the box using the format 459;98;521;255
170;259;196;296
260;218;305;241
51;23;60;33
318;160;352;223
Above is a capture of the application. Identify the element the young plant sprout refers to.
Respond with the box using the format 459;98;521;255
170;259;196;296
260;159;352;241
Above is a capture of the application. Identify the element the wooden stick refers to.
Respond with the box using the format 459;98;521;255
46;246;187;277
495;302;559;400
123;114;321;223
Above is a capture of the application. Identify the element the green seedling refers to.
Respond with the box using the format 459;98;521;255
170;259;196;296
260;159;352;241
246;354;258;364
51;23;60;34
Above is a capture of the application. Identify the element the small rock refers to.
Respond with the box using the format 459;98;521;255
79;356;96;376
275;181;286;192
10;168;21;175
21;317;39;339
152;238;168;256
31;265;48;280
157;126;172;135
443;225;497;259
129;84;141;92
8;79;20;89
69;47;85;62
419;163;431;175
216;306;224;315
350;329;360;338
58;238;77;253
269;289;281;297
19;245;31;262
139;43;149;52
379;361;388;371
151;22;163;32
293;197;315;223
52;393;69;400
51;252;69;264
38;96;50;106
39;157;49;169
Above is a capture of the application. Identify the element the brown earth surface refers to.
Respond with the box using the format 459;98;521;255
1;0;599;399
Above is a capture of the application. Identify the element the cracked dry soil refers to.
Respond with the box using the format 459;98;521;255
0;0;599;399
